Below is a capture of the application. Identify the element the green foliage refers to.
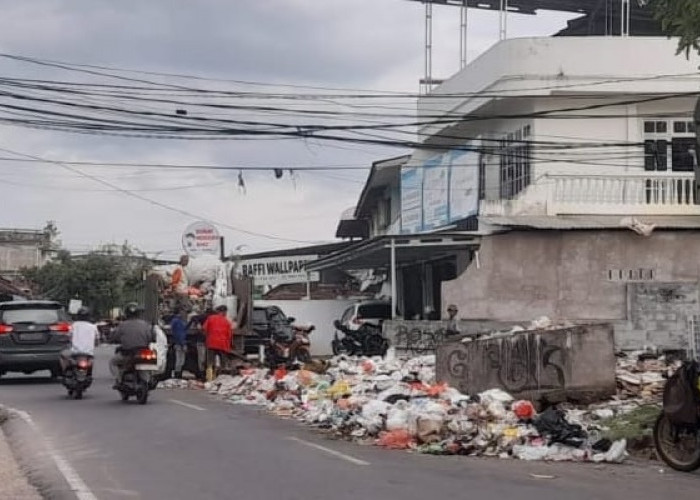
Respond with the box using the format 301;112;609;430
650;0;700;56
21;244;152;318
600;405;660;441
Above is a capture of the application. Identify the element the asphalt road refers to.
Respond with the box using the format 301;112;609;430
1;346;700;500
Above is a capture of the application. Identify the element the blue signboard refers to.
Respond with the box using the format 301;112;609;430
400;166;423;234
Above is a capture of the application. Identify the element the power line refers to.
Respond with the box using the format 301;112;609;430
0;145;323;244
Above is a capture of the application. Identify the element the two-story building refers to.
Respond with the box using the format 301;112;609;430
316;4;700;350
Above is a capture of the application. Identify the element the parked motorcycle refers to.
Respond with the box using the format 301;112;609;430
265;321;314;369
331;320;388;357
653;360;700;471
114;347;159;405
62;353;94;400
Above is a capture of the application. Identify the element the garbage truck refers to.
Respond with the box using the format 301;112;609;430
143;255;254;378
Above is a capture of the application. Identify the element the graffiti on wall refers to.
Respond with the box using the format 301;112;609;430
394;325;451;355
444;334;567;396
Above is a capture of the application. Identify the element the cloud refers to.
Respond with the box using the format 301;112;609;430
0;0;570;256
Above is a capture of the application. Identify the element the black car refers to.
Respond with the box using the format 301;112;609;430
0;300;72;378
247;305;294;355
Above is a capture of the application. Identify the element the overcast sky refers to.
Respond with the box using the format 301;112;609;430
0;1;575;259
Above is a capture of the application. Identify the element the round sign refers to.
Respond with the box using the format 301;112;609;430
182;221;220;258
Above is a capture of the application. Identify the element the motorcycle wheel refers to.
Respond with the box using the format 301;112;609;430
653;413;700;472
74;389;83;400
120;391;130;402
67;389;74;398
331;339;348;356
363;334;385;357
136;386;149;405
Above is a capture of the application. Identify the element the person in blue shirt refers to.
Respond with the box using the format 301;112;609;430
170;308;188;379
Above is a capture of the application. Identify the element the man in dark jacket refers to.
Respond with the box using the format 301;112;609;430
110;303;155;386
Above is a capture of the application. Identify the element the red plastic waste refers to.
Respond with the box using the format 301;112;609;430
512;400;536;420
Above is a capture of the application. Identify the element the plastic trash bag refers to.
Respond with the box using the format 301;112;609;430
386;400;410;431
378;429;414;449
512;400;536;420
533;408;587;448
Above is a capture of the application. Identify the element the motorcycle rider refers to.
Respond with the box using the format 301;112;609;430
109;303;156;387
59;306;98;375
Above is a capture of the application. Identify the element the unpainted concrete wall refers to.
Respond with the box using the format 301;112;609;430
436;324;616;402
442;230;700;349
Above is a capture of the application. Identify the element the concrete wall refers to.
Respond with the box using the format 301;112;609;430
0;244;44;275
255;299;355;356
436;324;617;403
443;230;700;350
616;282;699;351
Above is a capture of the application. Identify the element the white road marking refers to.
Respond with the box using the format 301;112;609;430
12;409;98;500
169;399;206;411
287;437;370;466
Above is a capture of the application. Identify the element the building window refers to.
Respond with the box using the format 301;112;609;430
499;125;532;200
644;119;696;172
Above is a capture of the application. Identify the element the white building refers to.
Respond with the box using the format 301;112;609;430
413;36;700;228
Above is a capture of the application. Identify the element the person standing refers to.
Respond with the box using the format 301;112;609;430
170;308;188;379
171;255;191;310
202;305;233;381
445;304;460;336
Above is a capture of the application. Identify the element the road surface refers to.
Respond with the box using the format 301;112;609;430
0;345;699;500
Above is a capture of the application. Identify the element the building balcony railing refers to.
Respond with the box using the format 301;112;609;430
481;173;700;217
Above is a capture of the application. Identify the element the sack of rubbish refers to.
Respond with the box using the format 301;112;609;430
386;401;410;431
533;408;587;448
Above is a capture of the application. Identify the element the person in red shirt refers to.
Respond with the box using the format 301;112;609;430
202;305;234;378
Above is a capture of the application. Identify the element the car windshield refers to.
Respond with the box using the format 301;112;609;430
358;304;391;319
1;306;66;324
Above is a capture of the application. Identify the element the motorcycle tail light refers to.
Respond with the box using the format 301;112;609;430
136;348;157;363
77;359;91;369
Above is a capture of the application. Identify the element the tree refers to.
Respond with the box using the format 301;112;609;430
650;0;700;56
22;244;152;318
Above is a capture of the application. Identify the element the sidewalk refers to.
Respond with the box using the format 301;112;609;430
0;425;41;500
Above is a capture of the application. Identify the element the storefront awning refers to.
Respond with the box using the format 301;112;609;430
306;233;479;272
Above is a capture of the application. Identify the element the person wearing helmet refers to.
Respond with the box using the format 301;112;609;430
59;306;98;374
109;303;156;386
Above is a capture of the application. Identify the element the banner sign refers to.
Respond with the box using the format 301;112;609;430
239;255;320;287
182;221;221;258
400;166;423;234
400;143;480;233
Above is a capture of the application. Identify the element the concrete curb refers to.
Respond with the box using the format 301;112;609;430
0;405;90;500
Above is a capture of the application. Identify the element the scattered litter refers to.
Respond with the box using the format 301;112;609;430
157;353;644;464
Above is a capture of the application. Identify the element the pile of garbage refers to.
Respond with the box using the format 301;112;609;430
615;350;679;401
163;354;629;463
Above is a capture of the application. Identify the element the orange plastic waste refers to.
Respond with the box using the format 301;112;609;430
274;367;287;380
377;429;414;450
297;370;314;386
426;382;448;397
